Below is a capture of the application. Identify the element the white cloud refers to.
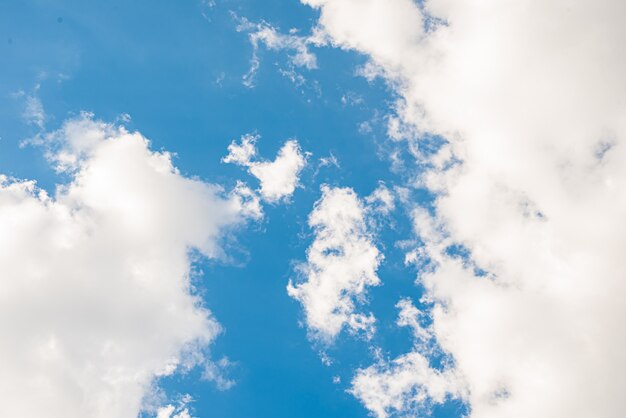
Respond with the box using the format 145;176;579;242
318;153;339;169
365;182;395;215
155;395;195;418
288;185;383;342
12;89;46;130
202;356;236;391
0;113;258;417
304;0;626;417
223;134;308;203
313;153;340;179
350;298;465;418
23;95;46;129
236;16;317;88
222;133;258;166
156;405;192;418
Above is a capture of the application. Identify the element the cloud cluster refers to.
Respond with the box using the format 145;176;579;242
303;0;626;417
223;134;308;203
0;114;259;417
288;185;382;342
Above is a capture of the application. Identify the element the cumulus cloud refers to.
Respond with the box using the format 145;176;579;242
303;0;626;417
288;185;383;342
0;113;259;417
351;300;465;418
223;133;308;203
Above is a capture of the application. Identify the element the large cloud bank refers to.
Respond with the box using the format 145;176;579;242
303;0;626;417
0;114;259;417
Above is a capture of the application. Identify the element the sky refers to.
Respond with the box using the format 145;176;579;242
1;1;626;418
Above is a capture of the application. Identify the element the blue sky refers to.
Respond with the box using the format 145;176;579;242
1;1;439;417
3;1;624;418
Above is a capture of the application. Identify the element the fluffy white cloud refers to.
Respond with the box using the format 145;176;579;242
0;113;259;418
303;0;626;417
288;185;382;342
351;300;465;418
223;134;308;203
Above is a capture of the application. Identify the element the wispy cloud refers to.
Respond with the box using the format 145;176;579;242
234;15;318;88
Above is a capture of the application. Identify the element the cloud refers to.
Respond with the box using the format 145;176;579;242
223;134;308;203
303;0;626;417
156;405;193;418
12;89;46;130
350;298;465;418
202;356;236;391
318;153;339;169
155;395;195;418
235;16;318;88
288;185;383;342
0;113;259;417
365;182;395;215
313;153;340;179
23;95;46;129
